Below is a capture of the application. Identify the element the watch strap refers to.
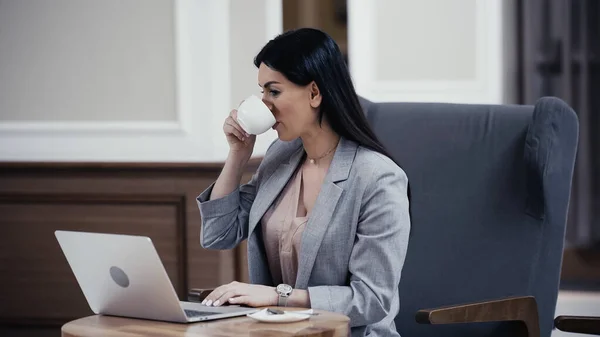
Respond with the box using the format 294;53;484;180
277;294;288;307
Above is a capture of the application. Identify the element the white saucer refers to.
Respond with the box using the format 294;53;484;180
246;308;313;323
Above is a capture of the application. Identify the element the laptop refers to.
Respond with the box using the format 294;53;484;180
55;230;258;323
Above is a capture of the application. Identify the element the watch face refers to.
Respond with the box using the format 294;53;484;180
277;284;292;295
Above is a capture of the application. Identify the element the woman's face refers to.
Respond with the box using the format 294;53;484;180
257;63;322;141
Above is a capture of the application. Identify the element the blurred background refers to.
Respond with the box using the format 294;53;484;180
0;0;598;336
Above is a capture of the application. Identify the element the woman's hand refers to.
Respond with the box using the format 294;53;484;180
201;281;277;307
224;109;256;161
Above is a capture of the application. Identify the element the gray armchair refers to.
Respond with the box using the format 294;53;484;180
363;96;580;337
189;97;599;336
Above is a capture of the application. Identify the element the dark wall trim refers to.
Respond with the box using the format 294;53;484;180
0;158;263;174
0;317;72;329
0;192;189;298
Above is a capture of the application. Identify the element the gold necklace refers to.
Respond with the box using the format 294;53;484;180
308;142;338;164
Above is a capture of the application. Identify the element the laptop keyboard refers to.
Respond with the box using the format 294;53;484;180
184;309;220;318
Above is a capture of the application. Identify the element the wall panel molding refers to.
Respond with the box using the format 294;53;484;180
0;0;282;163
0;192;188;296
0;0;211;162
348;0;513;104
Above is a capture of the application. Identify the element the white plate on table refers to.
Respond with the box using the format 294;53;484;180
246;308;313;323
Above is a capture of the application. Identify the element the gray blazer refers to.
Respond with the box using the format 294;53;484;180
197;137;410;337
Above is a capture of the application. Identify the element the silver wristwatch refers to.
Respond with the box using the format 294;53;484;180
276;284;293;307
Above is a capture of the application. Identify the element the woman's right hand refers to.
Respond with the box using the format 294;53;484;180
223;109;256;160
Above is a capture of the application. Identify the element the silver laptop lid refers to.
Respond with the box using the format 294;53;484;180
55;230;187;322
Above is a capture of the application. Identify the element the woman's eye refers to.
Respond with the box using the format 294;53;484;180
270;90;280;97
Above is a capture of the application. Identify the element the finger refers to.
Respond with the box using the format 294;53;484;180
201;290;217;306
224;119;245;141
225;116;244;134
212;289;242;307
202;286;228;306
203;281;243;306
229;110;250;137
227;116;249;138
228;295;253;306
225;126;244;142
229;117;250;138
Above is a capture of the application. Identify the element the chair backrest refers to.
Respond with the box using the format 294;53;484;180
363;97;579;337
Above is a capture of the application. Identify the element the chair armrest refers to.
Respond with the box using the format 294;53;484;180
554;315;600;335
187;288;214;302
416;296;539;337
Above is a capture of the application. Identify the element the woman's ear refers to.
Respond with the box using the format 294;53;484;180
309;82;322;109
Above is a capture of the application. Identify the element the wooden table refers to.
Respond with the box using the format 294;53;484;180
61;307;350;337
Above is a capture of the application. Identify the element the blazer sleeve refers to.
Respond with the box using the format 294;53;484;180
196;172;258;250
307;166;411;327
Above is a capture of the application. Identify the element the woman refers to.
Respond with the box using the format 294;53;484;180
197;28;410;337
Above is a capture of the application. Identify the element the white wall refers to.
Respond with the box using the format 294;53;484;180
1;0;519;162
348;0;517;104
0;0;281;162
0;0;176;122
374;0;477;82
227;0;280;159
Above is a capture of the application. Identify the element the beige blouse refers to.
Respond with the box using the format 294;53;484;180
261;165;308;287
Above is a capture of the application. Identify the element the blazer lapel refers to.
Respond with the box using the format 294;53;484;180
295;138;358;289
248;142;304;237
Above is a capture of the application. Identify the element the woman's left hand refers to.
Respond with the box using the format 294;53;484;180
201;281;278;307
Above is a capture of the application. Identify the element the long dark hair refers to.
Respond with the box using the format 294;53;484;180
254;28;394;161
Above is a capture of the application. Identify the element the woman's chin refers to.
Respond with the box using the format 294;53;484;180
276;131;295;142
277;135;291;142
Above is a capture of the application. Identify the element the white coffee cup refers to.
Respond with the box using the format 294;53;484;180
236;95;276;135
